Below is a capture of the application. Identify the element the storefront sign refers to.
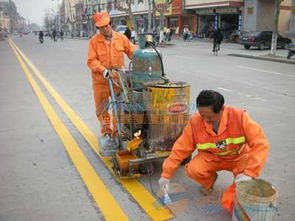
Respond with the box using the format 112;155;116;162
238;14;242;35
214;15;218;30
196;7;238;15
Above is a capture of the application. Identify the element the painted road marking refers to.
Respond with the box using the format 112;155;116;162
173;55;194;60
216;87;267;102
217;87;232;92
237;92;267;102
10;40;173;221
237;65;283;76
8;39;129;221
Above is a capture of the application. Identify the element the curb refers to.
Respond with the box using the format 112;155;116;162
228;53;295;65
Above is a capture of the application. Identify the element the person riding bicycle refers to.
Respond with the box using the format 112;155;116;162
213;28;223;52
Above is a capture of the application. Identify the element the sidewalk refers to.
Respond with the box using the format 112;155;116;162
171;37;295;65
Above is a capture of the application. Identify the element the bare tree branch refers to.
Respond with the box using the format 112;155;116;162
115;0;137;33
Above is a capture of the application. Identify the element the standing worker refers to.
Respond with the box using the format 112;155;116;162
159;90;269;196
87;12;136;147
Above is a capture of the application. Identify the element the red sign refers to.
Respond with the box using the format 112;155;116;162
167;103;187;114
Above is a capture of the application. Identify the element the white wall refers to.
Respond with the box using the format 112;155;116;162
243;0;257;32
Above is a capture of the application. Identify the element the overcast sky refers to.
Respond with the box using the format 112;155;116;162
13;0;58;25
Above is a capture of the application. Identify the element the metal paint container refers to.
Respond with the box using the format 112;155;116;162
143;81;190;151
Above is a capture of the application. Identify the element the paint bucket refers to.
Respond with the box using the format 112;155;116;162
232;179;278;221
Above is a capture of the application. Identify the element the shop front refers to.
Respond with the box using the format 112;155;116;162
185;0;243;38
196;7;241;39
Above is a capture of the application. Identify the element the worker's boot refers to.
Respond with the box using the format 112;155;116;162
99;133;119;157
200;172;218;196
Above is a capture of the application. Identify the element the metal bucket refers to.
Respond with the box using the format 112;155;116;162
232;179;278;221
143;81;190;151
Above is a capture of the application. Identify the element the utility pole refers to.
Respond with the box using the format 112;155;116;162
148;0;152;32
51;0;54;31
270;0;282;55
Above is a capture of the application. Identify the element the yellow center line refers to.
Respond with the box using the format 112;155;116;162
10;40;173;221
8;39;129;221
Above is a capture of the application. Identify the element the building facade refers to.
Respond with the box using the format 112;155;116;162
59;0;294;38
0;4;10;32
109;0;150;31
243;0;293;36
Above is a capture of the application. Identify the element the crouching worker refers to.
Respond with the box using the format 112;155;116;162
159;90;269;196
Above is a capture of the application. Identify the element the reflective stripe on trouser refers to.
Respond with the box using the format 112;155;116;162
93;82;118;136
185;152;249;189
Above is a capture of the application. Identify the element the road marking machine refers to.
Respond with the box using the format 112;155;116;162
99;34;191;178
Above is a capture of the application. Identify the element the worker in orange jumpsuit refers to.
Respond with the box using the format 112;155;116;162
87;12;136;141
159;90;269;195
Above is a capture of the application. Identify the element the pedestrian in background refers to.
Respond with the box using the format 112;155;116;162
124;27;132;41
38;30;44;44
131;27;136;44
159;90;269;196
60;29;64;41
183;25;190;41
87;12;137;149
52;28;57;42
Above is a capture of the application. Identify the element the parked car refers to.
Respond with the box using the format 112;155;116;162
115;25;127;34
238;31;292;50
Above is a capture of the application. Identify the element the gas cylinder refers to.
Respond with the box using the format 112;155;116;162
131;34;163;89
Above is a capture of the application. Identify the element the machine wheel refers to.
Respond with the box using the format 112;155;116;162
244;45;250;49
287;51;292;59
139;163;154;175
181;155;192;165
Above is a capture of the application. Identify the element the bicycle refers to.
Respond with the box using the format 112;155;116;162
212;41;220;56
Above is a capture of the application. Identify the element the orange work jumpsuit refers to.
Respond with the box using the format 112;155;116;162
87;31;136;136
161;106;269;189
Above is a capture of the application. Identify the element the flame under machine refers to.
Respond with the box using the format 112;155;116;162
107;34;191;178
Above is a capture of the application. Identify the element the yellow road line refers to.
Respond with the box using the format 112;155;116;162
10;40;173;221
8;39;129;221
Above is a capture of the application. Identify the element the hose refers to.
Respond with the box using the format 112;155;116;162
147;41;165;78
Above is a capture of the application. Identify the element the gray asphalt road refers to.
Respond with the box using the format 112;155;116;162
1;34;294;221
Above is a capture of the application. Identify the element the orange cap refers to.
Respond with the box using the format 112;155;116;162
93;12;110;27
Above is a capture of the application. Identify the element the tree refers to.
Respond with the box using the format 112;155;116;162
43;10;51;31
116;0;137;33
270;0;283;55
153;0;173;44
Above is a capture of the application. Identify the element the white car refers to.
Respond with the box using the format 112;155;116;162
116;25;127;34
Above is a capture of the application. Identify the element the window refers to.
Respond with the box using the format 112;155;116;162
247;8;253;15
